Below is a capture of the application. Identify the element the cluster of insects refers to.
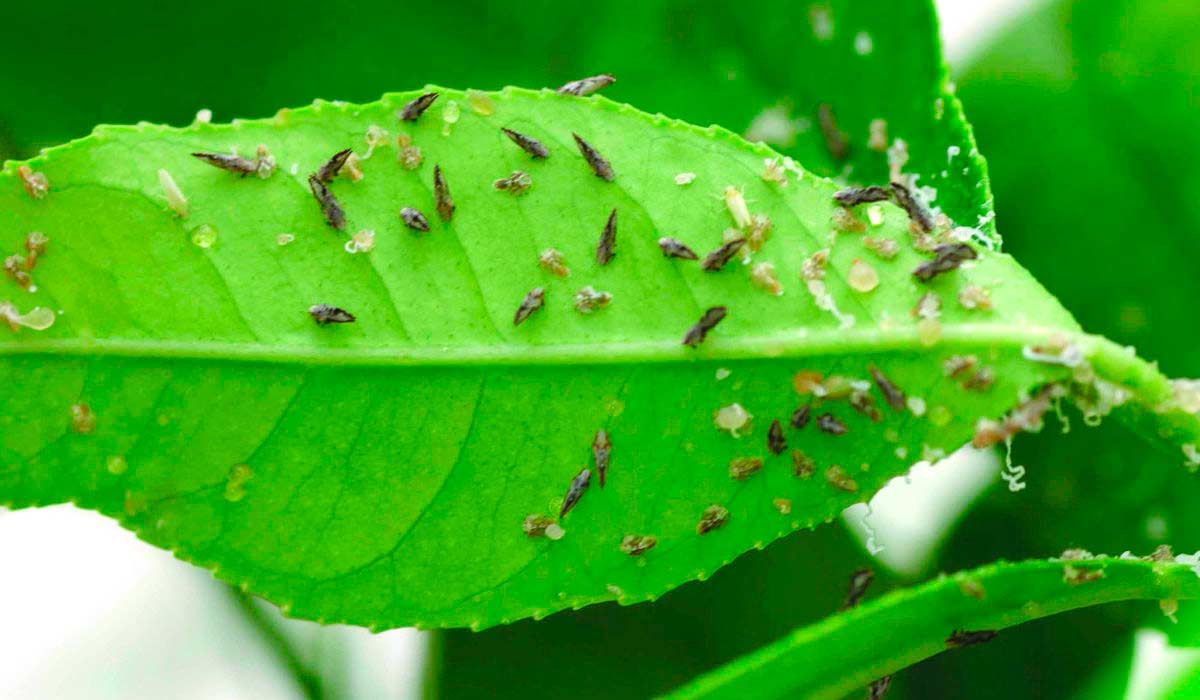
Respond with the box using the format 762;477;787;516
6;71;1077;606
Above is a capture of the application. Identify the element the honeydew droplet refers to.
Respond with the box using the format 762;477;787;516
715;403;752;437
441;100;461;136
867;205;885;227
929;405;952;427
191;224;217;249
544;523;566;541
854;31;874;56
224;463;253;502
906;397;927;416
276;233;296;246
916;317;942;346
715;368;731;381
106;455;128;475
675;172;697;186
466;90;496;116
847;259;879;293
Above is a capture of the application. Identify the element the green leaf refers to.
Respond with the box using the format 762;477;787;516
0;87;1193;631
662;557;1200;700
0;0;991;235
435;525;872;699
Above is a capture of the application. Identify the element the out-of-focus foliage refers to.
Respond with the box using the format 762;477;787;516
905;1;1200;697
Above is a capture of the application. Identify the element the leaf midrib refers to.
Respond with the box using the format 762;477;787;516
0;324;1082;367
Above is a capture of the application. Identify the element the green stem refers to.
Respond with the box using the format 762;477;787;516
225;586;324;700
661;558;1200;700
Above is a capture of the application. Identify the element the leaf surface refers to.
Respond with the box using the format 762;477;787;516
0;87;1192;630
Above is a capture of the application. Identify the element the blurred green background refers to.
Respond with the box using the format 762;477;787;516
4;0;1200;697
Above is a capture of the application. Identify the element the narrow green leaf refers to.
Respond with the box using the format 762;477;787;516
664;557;1200;700
0;87;1194;631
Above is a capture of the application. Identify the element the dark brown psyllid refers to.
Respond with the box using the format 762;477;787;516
308;304;356;325
573;133;615;181
833;185;890;208
316;148;353;183
700;238;745;271
307;175;346;229
398;92;439;121
682;306;727;347
513;287;546;326
433;165;454;221
593;430;611;488
501;127;550;159
400;207;431;232
559;468;592;518
945;629;998;649
869;365;907;411
768;419;786;455
791;404;812;430
192;152;258;176
657;237;699;260
889;180;935;233
912;243;978;282
597;209;617;265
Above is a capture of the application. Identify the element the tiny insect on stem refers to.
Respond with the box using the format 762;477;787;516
398;92;439;122
433;165;454;221
889;181;934;233
945;629;998;649
307;175;345;229
912;243;978;282
308;304;355;325
573;133;615;181
682;306;727;347
833;186;890;208
597;209;617;265
316;148;354;183
514;287;546;326
557;74;616;96
501;128;550;159
559;468;592;518
657;237;699;260
700;239;745;272
400;207;431;233
841;567;875;609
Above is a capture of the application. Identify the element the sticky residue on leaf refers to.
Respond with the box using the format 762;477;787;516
105;455;128;475
224;463;252;502
715;403;752;437
751;262;783;296
466;90;496;116
70;404;96;434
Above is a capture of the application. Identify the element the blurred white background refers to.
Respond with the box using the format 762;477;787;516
2;2;1169;698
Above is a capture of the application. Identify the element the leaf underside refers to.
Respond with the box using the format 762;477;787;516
664;557;1200;700
0;87;1194;630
